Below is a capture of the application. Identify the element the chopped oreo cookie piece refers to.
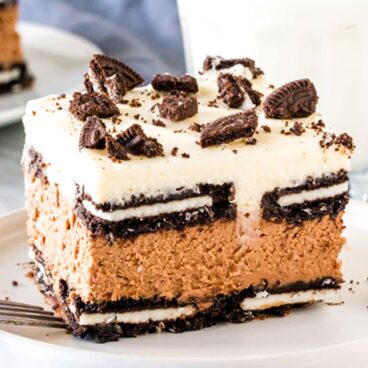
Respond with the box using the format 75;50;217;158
85;54;144;102
200;110;258;148
263;79;318;119
141;137;164;158
79;116;107;150
104;75;127;103
236;76;263;106
69;92;119;121
217;73;244;108
151;74;198;93
217;73;263;108
203;56;264;78
117;124;164;158
158;95;198;122
106;135;129;161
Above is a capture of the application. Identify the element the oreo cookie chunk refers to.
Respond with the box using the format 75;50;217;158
263;79;318;119
203;56;264;78
236;76;263;106
69;92;119;121
106;135;129;161
85;54;144;102
151;74;198;93
200;110;258;148
157;95;198;122
117;124;164;158
217;73;244;108
79;116;107;150
217;73;263;108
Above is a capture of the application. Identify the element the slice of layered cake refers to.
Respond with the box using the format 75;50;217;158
0;0;33;94
22;54;354;342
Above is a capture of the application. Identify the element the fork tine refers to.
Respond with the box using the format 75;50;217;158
0;299;44;311
0;318;66;329
0;306;55;316
0;311;64;322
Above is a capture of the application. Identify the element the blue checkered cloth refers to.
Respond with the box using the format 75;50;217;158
20;0;186;80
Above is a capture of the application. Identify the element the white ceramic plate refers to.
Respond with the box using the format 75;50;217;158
0;22;101;127
0;201;368;368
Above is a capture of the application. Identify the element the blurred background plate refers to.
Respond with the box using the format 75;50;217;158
0;22;101;127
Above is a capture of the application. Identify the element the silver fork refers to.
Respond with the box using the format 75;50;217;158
0;299;67;329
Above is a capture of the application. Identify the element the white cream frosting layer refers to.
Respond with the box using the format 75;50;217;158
240;288;340;311
22;63;351;213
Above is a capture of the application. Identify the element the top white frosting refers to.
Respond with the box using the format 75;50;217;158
22;63;351;213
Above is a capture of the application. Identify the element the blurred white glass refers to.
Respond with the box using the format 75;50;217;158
178;0;368;175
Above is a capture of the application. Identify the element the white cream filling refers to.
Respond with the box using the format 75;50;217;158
277;182;349;207
27;247;52;286
240;288;340;311
87;68;104;93
73;305;196;326
82;195;213;222
0;68;21;84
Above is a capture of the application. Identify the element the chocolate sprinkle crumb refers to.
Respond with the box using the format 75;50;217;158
290;122;305;136
319;132;336;148
79;116;107;150
129;98;142;107
106;135;129;161
152;119;166;127
319;131;355;152
261;125;271;133
152;74;198;93
171;147;178;156
335;133;355;151
190;122;203;132
69;92;119;121
245;137;257;145
263;79;318;119
117;124;164;158
12;280;18;287
200;110;258;148
181;153;190;159
158;95;198;122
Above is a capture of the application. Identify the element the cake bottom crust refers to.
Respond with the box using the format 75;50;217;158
34;262;340;343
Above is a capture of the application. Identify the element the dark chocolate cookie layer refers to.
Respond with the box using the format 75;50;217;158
0;62;34;95
261;170;349;225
